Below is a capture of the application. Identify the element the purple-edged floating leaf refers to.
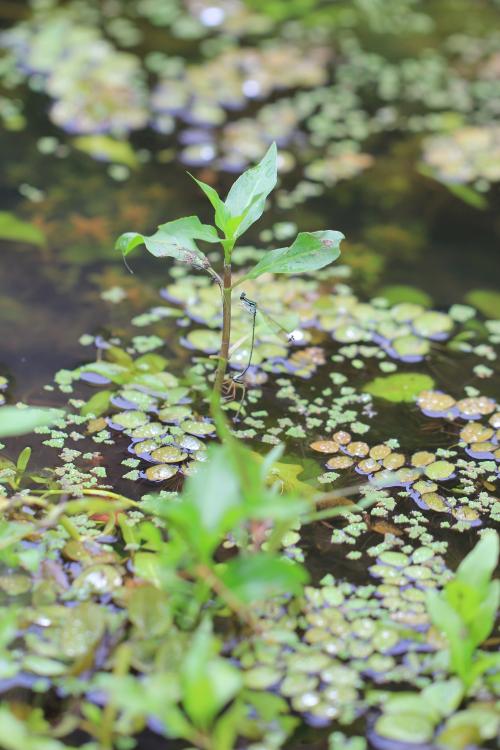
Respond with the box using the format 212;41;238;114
242;230;343;281
116;216;220;266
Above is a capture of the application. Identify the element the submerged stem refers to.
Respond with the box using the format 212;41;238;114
213;263;232;396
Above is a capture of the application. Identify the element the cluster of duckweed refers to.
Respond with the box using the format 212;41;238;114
304;149;374;187
1;10;148;134
3;0;500;187
314;291;454;363
0;259;498;749
310;412;498;526
151;42;329;135
422;125;500;188
234;544;452;727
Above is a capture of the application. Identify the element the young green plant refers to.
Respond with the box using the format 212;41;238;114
116;144;344;396
426;531;499;690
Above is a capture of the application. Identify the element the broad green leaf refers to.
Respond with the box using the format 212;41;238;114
468;579;499;647
133;552;163;587
116;216;219;265
189;174;230;234
187;445;242;533
0;211;46;246
455;531;499;593
242;230;343;281
219;553;308;603
224;142;277;239
181;620;242;730
0;406;64;439
421;679;464;718
426;589;473;683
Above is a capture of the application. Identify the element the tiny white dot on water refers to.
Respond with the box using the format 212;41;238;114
200;7;225;26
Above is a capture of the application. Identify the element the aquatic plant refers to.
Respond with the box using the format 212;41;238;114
116;144;343;395
426;531;499;690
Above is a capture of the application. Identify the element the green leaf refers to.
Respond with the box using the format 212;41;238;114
0;706;69;750
242;230;343;281
73;135;139;168
0;211;46;247
224;143;277;239
116;216;219;265
375;712;436;744
189;174;230;234
81;390;112;417
219;553;308;603
16;446;31;474
181;620;242;730
426;588;473;683
364;373;435;402
465;289;500;318
456;531;499;592
468;579;499;647
0;406;64;439
186;445;243;533
421;679;464;718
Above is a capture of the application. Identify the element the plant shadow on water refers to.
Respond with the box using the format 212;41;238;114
0;1;499;749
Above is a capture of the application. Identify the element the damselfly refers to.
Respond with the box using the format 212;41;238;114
232;292;296;382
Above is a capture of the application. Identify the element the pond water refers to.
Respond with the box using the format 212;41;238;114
0;2;499;749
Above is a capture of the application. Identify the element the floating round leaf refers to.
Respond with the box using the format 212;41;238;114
412;311;453;338
456;397;496;418
326;455;354;470
158;405;192;423
364;373;434;403
150;446;187;463
424;461;455;481
181;419;216;436
310;440;339;454
128;422;167;439
110;410;149;430
145;464;178;482
392;335;430;359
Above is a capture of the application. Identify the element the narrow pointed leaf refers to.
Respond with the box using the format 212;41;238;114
224;143;277;238
242;230;343;281
456;530;498;592
189;174;230;234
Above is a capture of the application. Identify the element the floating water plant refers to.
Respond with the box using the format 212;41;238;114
116;144;343;395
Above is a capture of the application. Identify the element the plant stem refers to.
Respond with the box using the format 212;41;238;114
213;263;232;395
